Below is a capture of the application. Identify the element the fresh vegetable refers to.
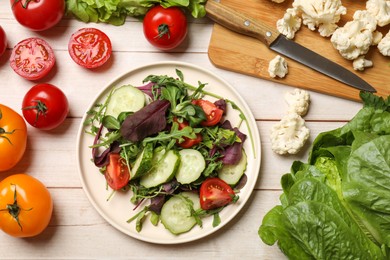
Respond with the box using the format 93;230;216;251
85;69;250;235
65;0;207;26
378;31;390;56
105;85;145;118
22;83;69;130
10;0;65;31
174;117;202;148
218;149;247;186
0;26;6;57
259;92;390;259
143;6;187;50
105;153;131;190
284;88;310;116
276;8;302;40
0;104;27;172
10;37;55;80
199;177;236;210
268;55;288;78
0;174;53;237
68;28;112;69
192;99;223;126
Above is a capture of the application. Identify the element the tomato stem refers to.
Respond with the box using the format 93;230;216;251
156;24;170;39
22;100;48;126
0;184;32;231
12;0;35;9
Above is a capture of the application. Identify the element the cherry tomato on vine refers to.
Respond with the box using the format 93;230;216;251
105;153;130;190
22;83;69;130
0;104;27;172
192;99;224;126
199;177;235;210
143;6;188;50
10;37;55;80
10;0;65;31
0;174;53;237
68;28;112;69
0;26;7;57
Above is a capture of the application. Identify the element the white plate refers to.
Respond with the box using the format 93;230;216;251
76;61;261;244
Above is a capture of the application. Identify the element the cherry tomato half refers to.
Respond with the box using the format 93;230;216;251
143;6;187;50
22;83;69;130
10;0;65;31
0;174;53;237
0;26;7;57
10;37;55;80
68;28;112;69
199;177;235;210
173;117;202;148
0;104;27;172
105;153;130;190
192;99;224;126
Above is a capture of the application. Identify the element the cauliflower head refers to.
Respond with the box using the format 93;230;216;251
268;55;288;78
378;31;390;56
284;88;310;116
292;0;347;37
366;0;390;27
277;8;302;39
270;113;310;155
330;10;378;60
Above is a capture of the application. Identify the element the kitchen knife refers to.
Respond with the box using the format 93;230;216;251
205;0;376;93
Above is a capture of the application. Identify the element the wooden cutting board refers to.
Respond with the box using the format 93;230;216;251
208;0;390;101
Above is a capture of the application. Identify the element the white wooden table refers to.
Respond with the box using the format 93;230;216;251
0;1;362;259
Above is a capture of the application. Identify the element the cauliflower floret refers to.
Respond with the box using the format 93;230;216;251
378;31;390;56
292;0;347;37
331;10;378;60
353;56;373;71
366;0;390;27
284;88;310;116
270;113;310;155
277;8;302;39
268;55;288;78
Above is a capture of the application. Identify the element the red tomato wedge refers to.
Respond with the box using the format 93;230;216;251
192;99;223;126
105;153;130;190
68;28;112;69
10;37;55;80
199;177;235;210
173;117;202;148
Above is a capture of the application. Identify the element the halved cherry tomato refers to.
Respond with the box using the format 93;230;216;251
199;177;235;210
173;117;202;148
22;83;69;130
0;174;53;237
10;37;55;80
0;26;7;57
10;0;65;31
192;99;223;126
68;28;112;69
0;104;27;172
105;153;130;190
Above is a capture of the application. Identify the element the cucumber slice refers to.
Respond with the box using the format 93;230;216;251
105;85;145;118
160;192;200;235
218;149;247;186
176;149;205;184
140;149;180;188
131;143;154;179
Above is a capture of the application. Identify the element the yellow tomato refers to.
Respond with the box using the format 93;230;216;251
0;174;53;237
0;104;27;171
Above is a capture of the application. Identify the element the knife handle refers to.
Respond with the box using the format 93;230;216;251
205;0;279;46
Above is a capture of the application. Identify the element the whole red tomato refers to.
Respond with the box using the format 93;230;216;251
10;37;55;80
0;26;7;57
0;174;53;238
22;83;69;130
143;6;188;50
10;0;65;31
0;104;27;172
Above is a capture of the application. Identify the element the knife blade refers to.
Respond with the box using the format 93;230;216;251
205;0;376;93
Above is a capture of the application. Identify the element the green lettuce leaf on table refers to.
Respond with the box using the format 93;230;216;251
259;92;390;259
65;0;207;25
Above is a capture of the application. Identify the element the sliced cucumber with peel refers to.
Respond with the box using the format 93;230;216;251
105;84;145;118
175;149;206;184
160;192;200;235
131;143;154;179
140;148;180;188
218;149;247;186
